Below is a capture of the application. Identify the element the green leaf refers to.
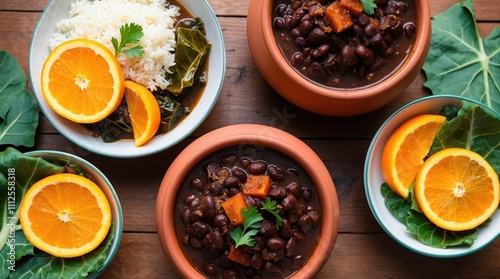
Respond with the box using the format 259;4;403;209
360;0;377;15
111;23;145;58
406;210;477;249
229;206;263;248
167;21;211;96
381;183;411;223
0;50;39;147
261;199;283;229
422;0;500;113
430;100;500;174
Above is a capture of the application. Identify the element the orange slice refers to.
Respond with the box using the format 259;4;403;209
41;38;124;123
381;114;446;198
19;173;112;258
415;148;499;231
124;80;161;147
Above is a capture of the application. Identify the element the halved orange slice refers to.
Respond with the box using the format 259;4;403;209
19;173;112;258
41;38;124;123
381;114;446;198
123;80;161;146
415;148;499;231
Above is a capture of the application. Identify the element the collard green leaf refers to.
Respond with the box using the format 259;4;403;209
0;50;39;147
406;210;478;249
381;183;411;223
422;0;500;113
167;24;211;95
430;101;500;174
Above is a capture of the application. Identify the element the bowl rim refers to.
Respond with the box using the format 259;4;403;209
25;150;123;277
259;0;431;98
28;0;226;158
156;124;340;278
363;94;500;258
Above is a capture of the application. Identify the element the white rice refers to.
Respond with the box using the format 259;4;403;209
50;0;180;91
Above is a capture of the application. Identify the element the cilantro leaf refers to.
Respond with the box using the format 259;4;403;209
229;206;263;248
111;23;145;58
261;199;283;229
360;0;377;15
423;0;500;113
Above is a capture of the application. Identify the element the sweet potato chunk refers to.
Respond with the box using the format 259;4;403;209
326;1;353;33
221;192;248;226
227;245;252;266
340;0;364;17
243;175;272;199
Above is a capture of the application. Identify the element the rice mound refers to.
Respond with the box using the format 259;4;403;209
50;0;180;91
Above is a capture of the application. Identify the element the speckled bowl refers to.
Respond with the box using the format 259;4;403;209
156;124;339;278
247;0;431;116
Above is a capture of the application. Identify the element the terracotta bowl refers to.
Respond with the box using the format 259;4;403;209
247;0;431;116
156;124;339;278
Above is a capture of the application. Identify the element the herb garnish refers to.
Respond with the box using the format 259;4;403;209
261;198;283;229
111;22;145;58
229;206;263;248
360;0;377;15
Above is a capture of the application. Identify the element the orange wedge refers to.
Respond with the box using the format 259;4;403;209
41;38;124;123
124;80;161;146
381;114;446;198
415;148;499;231
19;173;112;258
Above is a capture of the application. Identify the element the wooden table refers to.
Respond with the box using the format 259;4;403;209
1;0;499;278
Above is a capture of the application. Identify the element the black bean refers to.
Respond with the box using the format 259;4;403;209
228;187;240;197
201;262;218;276
250;254;264;269
206;229;225;250
201;195;215;219
291;0;302;10
355;44;375;65
307;211;321;226
212;214;228;228
286;182;302;198
266;237;285;251
311;44;330;60
290;52;305;67
184;194;197;205
232;167;247;183
279;219;293;239
189;236;203;249
259;219;277;236
284;15;293;29
294;231;306;242
282;194;298;211
239;158;251;168
299;19;313;34
273;17;285;31
290;255;306;270
302;187;312;202
364;22;380;37
224;175;240;188
262;249;285;262
267;165;286;181
391;19;404;37
263;261;284;274
341;45;357;67
285;236;297;257
208;181;223;196
206;162;222;180
247;161;268;175
290;8;306;27
221;154;238;165
298;215;313;234
404;22;416;38
221;269;240;279
189;221;209;237
308;62;327;79
357;13;370;26
307;28;329;45
190;209;204;222
275;3;287;17
290;27;301;38
294;36;308;47
189;177;205;191
219;251;234;268
269;186;287;199
308;3;324;17
181;208;191;224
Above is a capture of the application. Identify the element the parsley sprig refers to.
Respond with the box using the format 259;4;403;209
229;206;263;248
261;198;283;229
111;23;145;58
360;0;377;15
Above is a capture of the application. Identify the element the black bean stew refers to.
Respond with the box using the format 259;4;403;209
273;0;416;88
175;145;322;278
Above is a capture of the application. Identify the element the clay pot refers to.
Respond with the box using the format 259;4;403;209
156;124;340;278
247;0;431;116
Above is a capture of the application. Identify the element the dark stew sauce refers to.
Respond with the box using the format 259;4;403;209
273;0;416;88
175;145;322;278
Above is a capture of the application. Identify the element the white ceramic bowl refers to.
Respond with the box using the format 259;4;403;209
364;95;500;258
25;150;123;277
29;0;225;158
